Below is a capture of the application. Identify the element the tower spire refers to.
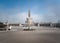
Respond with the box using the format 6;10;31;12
28;9;30;17
28;0;30;17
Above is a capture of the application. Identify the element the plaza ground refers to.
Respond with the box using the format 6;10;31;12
0;26;60;43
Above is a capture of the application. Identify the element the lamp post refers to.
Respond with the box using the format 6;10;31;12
6;15;8;31
6;20;8;31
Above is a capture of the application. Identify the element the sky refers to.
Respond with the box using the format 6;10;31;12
0;0;60;23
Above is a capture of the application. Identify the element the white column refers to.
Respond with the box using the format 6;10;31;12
38;23;40;27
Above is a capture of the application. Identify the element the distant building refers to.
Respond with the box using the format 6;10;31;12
34;23;40;26
8;23;21;26
0;22;7;30
50;23;60;28
0;22;7;28
40;23;51;26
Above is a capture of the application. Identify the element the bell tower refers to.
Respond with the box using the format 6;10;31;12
25;9;34;27
25;0;34;29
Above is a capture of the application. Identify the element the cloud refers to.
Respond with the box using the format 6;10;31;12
0;0;60;23
16;12;44;23
42;7;60;23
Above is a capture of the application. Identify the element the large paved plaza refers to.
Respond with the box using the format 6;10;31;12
0;26;60;43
